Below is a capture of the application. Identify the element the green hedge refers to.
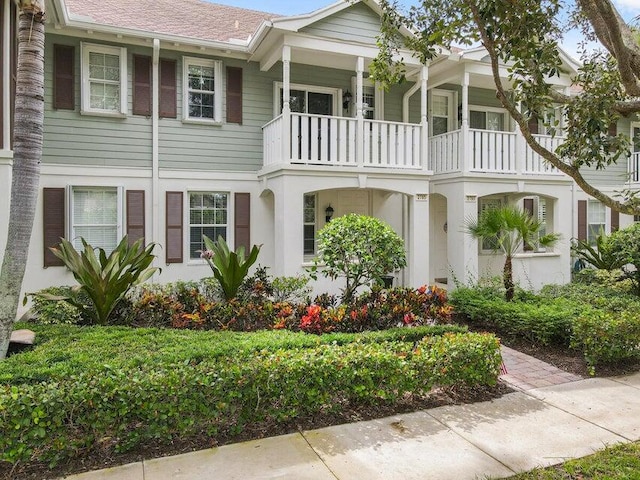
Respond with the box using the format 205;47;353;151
0;330;500;466
571;310;640;371
450;287;587;345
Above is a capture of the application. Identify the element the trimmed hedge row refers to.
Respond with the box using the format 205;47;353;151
0;331;501;466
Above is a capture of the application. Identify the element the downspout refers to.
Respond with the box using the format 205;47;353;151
2;0;10;151
152;38;160;277
402;81;421;124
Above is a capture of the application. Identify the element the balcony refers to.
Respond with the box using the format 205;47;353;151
430;129;564;176
630;152;640;184
263;113;426;170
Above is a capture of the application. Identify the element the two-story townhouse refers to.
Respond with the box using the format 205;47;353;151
0;0;637;307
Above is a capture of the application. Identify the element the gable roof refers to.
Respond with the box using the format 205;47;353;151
62;0;277;43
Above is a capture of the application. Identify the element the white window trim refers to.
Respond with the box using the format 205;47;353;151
80;43;128;117
186;190;232;264
303;193;317;260
631;122;640;152
523;196;552;253
587;199;607;244
469;104;510;131
273;82;341;117
182;57;223;125
429;89;455;136
350;77;384;120
68;185;124;251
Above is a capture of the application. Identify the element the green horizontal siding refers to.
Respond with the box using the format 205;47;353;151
301;3;382;44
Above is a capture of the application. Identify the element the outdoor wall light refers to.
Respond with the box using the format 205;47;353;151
343;90;352;109
325;205;335;222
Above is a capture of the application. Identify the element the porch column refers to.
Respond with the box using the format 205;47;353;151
407;194;430;287
446;183;478;287
356;56;364;167
281;45;291;163
420;65;429;171
461;72;470;172
2;0;11;150
271;176;305;278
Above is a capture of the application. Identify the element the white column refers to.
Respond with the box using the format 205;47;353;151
2;0;11;151
515;101;526;173
445;183;478;287
407;194;430;287
461;72;470;172
356;56;364;166
420;65;429;170
281;45;291;163
272;177;304;278
151;39;160;273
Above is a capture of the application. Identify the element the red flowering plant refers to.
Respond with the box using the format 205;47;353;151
299;304;347;334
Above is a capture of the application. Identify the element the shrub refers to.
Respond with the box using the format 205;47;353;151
27;286;85;325
609;223;640;296
0;326;498;466
571;231;625;270
572;268;634;293
540;281;640;312
41;236;159;325
312;214;407;303
571;310;640;372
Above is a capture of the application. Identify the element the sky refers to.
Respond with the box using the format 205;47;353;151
208;0;640;60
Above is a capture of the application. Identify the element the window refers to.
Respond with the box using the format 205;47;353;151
431;91;453;136
183;57;222;122
71;187;121;253
349;78;384;120
587;200;606;245
470;109;505;131
81;43;127;115
478;197;502;251
276;83;339;116
303;194;316;256
523;196;550;251
189;192;228;259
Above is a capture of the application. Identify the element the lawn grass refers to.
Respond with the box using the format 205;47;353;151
505;441;640;479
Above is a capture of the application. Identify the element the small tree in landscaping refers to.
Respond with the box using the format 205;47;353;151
609;223;640;296
313;214;406;304
466;205;560;301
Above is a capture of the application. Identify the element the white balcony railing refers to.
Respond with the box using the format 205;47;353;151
429;128;565;176
263;113;425;170
630;152;640;183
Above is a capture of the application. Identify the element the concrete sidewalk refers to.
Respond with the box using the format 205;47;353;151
62;364;640;479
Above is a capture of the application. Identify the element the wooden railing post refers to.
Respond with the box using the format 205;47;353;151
356;56;364;167
281;46;291;163
461;72;470;172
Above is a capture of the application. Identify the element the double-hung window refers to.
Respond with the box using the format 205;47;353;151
431;91;453;136
183;57;222;123
303;193;317;256
470;109;506;131
189;192;228;259
70;187;122;253
587;200;606;245
81;43;127;115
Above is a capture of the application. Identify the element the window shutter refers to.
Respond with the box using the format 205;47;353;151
234;192;250;252
43;188;65;267
523;198;535;251
226;66;243;124
126;190;145;245
133;55;152;116
610;208;620;232
577;200;587;241
53;45;75;110
166;191;183;263
159;59;177;118
528;117;539;135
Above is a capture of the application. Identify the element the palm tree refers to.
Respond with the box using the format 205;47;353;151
0;1;45;359
466;205;560;301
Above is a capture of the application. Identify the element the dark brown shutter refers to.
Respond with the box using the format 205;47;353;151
234;192;250;252
159;59;177;118
43;188;65;267
577;200;587;241
528;117;539;135
610;208;620;232
226;66;243;124
133;55;152;116
608;122;618;153
53;45;75;110
166;191;183;263
523;198;535;251
126;190;145;245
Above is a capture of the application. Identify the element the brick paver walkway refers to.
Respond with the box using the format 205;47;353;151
499;345;583;390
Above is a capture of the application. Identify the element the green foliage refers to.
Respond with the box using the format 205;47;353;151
270;275;312;303
450;286;585;345
201;235;260;300
569;269;635;295
42;236;158;325
571;310;640;372
0;324;497;466
571;230;625;270
313;214;407;303
609;223;640;295
27;286;85;324
540;281;640;311
466;205;560;301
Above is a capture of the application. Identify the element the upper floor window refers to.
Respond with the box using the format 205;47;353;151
470;109;505;131
81;43;127;116
431;90;454;136
71;186;122;254
183;57;222;123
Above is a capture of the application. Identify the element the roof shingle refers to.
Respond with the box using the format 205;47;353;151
65;0;276;43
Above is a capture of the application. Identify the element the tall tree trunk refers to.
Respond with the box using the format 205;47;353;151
0;3;45;359
503;254;514;302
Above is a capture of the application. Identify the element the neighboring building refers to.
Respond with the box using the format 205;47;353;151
0;0;638;304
